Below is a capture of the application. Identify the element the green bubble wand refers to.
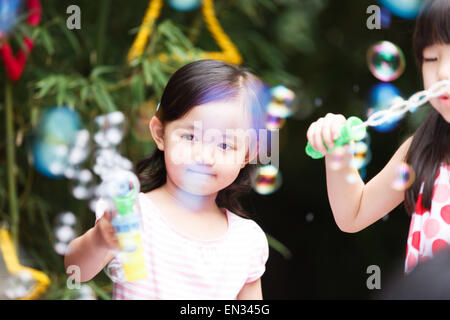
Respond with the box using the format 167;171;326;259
305;79;450;159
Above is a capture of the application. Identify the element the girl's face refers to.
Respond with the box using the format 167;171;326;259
422;43;450;122
156;100;255;196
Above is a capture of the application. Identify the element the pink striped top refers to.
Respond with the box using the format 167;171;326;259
95;192;269;300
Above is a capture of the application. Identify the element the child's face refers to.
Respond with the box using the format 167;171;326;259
422;43;450;122
160;100;254;196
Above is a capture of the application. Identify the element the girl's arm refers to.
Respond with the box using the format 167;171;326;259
325;136;413;233
237;278;262;300
306;112;413;233
64;214;117;282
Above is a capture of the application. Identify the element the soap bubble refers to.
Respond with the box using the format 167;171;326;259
67;130;90;166
392;162;415;191
367;83;404;132
98;170;140;199
378;0;424;20
266;114;285;131
268;86;295;118
266;101;292;119
345;171;360;184
367;41;405;82
168;0;201;11
53;211;78;256
54;225;76;243
252;164;282;195
93;112;125;149
329;146;347;171
305;212;314;223
55;211;77;227
71;169;95;200
349;141;372;170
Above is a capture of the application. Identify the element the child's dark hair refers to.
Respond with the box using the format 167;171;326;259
135;59;267;218
404;0;450;215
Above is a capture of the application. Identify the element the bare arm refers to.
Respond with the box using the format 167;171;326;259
325;136;413;233
64;215;117;282
237;278;262;300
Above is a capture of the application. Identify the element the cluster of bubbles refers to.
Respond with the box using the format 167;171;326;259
252;85;295;195
365;36;406;134
363;2;421;193
91;113;140;284
0;0;22;37
3;269;35;300
265;85;295;130
328;134;373;185
346;138;372;184
90;111;133;212
53;211;77;256
30;108;133;256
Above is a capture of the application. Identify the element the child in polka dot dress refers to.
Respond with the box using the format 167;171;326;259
306;0;450;275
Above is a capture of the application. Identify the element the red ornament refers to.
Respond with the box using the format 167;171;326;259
0;0;42;82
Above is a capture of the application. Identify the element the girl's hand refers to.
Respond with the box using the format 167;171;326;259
94;211;119;250
306;113;346;155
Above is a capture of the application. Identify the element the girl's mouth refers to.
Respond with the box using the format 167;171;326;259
187;168;216;177
439;94;450;107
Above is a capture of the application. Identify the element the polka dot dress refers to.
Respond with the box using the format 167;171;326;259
405;163;450;274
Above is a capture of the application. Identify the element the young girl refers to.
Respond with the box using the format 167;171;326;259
306;0;449;275
64;59;270;299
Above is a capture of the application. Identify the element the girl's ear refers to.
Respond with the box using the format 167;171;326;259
149;116;165;151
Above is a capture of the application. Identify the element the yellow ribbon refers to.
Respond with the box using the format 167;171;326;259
127;0;242;65
0;228;50;300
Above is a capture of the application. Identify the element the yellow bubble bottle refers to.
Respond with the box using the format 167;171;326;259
105;171;147;282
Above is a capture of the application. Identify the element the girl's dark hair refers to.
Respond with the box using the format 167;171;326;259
135;59;267;218
404;0;450;215
412;0;450;66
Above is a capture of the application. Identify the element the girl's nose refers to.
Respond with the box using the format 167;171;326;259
194;143;215;166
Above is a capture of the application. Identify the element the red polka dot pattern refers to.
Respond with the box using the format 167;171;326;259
441;205;450;225
405;163;450;274
411;232;421;250
432;239;449;255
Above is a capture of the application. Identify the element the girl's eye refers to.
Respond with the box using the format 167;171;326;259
423;57;438;62
218;143;233;151
182;134;196;141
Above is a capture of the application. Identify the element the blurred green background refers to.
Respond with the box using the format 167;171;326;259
0;0;427;299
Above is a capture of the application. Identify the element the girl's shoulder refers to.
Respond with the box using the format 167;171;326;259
226;211;267;243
